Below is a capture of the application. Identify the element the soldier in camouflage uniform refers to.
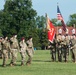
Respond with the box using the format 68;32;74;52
70;35;76;63
26;36;34;65
0;37;3;59
50;40;57;61
1;36;11;67
61;36;70;62
19;37;27;66
57;35;62;62
10;34;19;66
48;35;57;62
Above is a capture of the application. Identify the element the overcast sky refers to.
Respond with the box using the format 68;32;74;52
0;0;76;23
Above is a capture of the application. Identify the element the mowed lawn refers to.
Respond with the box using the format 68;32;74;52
0;50;76;75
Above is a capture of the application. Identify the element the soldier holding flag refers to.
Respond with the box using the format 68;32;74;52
48;35;57;62
46;14;56;61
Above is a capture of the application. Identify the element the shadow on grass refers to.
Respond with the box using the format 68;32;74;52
0;64;3;67
32;60;72;63
33;60;51;62
0;62;22;67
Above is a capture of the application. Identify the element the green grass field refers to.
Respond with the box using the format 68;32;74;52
0;50;76;75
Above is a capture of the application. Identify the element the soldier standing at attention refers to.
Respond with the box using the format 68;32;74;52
0;37;3;59
57;35;62;62
10;34;19;66
1;36;11;67
61;35;70;62
19;37;27;66
70;35;76;63
48;35;57;62
26;36;34;66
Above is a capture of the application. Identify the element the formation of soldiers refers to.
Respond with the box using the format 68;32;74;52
48;34;76;63
0;33;76;67
0;34;34;67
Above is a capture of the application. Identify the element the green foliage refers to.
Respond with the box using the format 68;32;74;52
0;0;36;36
36;16;46;29
67;13;76;27
51;18;62;26
35;16;48;49
39;29;48;50
0;0;48;49
0;29;3;37
51;18;58;26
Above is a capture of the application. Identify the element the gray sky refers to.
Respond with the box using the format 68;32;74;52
0;0;76;23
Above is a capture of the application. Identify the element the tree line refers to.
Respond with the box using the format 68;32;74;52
0;0;76;50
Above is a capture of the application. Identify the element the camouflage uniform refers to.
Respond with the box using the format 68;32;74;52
0;38;2;59
70;37;76;63
2;37;11;67
61;37;69;62
19;39;27;66
57;39;62;62
49;39;57;62
26;37;34;65
10;35;19;66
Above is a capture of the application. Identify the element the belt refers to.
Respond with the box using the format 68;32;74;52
11;49;17;50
